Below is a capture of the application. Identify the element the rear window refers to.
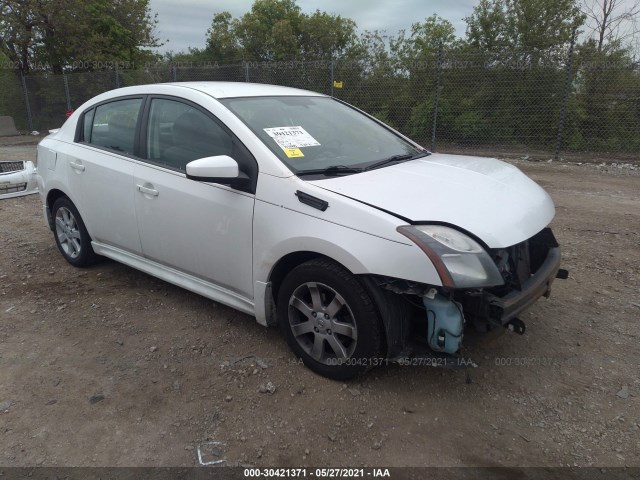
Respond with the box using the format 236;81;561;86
86;98;143;155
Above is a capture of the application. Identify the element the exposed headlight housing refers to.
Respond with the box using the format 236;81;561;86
397;225;504;288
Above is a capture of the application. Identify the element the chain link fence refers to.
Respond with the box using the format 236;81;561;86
1;46;638;162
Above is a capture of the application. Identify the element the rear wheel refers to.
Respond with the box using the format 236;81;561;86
277;258;385;380
52;197;99;267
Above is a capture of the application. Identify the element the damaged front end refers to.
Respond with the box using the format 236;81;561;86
369;227;566;366
0;161;38;200
459;228;564;334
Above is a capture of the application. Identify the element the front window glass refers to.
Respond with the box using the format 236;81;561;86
220;96;423;174
146;98;232;171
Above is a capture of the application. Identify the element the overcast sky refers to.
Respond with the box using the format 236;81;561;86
150;0;479;53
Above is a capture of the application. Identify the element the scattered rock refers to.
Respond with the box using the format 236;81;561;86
372;440;383;450
258;382;276;394
0;400;14;412
89;395;105;404
225;395;233;402
45;399;57;406
255;357;269;369
150;346;158;352
616;386;629;399
348;388;361;396
327;432;337;442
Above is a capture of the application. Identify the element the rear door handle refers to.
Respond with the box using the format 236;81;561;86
69;161;85;172
137;184;159;197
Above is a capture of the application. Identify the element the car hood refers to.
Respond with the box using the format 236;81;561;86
307;153;555;248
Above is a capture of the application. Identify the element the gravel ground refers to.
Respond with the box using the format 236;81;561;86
0;141;639;468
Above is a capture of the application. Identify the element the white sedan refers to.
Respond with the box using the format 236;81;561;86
36;82;563;379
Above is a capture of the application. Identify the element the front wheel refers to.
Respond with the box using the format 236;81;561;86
277;259;385;380
52;196;99;267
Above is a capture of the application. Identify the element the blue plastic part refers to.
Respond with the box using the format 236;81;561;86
423;293;464;354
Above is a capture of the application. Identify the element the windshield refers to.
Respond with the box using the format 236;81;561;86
219;96;425;175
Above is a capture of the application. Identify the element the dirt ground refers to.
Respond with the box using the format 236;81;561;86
0;139;639;468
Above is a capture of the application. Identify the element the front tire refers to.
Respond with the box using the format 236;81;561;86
52;197;99;267
277;259;385;380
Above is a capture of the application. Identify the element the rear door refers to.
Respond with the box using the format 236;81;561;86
63;96;144;254
133;96;256;298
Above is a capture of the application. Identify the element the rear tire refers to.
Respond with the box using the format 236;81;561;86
51;197;99;267
277;258;385;380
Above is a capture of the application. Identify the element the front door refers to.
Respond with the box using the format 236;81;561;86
133;97;255;298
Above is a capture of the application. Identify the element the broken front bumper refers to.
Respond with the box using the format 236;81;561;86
0;161;38;199
491;245;561;324
459;228;563;330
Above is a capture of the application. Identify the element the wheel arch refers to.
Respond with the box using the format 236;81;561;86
45;188;69;230
269;251;329;304
257;248;364;327
265;251;411;360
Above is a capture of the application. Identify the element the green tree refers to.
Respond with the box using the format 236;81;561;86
465;0;585;64
384;15;460;138
205;12;242;63
569;38;640;152
0;0;161;73
300;10;357;59
391;14;458;62
235;0;303;61
203;0;358;62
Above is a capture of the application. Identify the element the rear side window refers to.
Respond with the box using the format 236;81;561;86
88;98;142;155
83;108;94;142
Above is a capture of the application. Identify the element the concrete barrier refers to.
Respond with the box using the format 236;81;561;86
0;116;20;136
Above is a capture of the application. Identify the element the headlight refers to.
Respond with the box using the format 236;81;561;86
397;225;504;288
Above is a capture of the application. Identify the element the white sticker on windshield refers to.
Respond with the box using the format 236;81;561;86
264;126;321;149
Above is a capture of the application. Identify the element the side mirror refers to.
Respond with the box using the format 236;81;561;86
185;155;250;190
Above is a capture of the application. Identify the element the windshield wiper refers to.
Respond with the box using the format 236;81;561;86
363;152;429;171
296;165;364;177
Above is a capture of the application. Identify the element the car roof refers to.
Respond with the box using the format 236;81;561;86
164;82;325;99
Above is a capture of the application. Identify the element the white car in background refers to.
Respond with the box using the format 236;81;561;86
36;82;564;379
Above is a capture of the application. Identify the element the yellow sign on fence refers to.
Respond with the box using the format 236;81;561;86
333;80;343;89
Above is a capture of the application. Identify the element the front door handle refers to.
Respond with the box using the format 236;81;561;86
69;161;85;172
137;184;159;197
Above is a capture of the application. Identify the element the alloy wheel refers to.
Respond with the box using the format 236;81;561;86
55;207;82;259
287;281;358;365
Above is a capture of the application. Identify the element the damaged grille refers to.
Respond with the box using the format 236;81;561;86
0;161;25;174
489;228;558;296
0;183;28;194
